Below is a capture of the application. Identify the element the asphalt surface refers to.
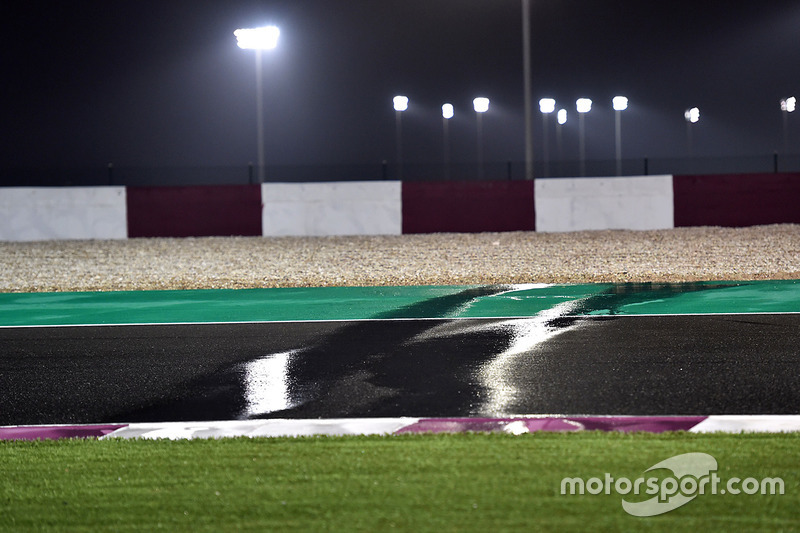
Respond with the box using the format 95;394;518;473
2;313;799;425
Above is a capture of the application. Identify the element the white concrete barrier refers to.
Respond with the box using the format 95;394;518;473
262;181;402;236
535;175;674;232
0;187;127;241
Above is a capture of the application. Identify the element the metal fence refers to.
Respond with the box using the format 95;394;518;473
3;154;800;187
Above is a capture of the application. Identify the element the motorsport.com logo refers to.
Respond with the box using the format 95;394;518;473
560;452;784;516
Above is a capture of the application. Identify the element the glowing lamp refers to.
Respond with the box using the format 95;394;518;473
539;98;556;114
393;95;409;112
473;97;490;113
234;26;280;50
442;103;454;119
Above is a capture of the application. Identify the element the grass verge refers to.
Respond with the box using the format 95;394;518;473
1;431;798;532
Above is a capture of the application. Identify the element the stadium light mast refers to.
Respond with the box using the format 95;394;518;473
473;97;490;179
781;97;796;154
522;0;534;180
576;98;592;176
556;108;567;175
539;98;556;177
442;103;454;179
612;96;628;176
234;25;280;183
393;96;409;179
685;107;700;157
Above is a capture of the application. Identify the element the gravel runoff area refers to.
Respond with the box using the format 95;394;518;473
1;224;799;293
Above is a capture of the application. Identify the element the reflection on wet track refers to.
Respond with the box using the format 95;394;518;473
239;350;299;417
1;282;799;425
476;300;584;415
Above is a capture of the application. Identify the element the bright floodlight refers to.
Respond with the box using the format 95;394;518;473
613;96;628;111
234;26;280;50
393;95;409;112
557;108;567;125
576;98;592;113
442;103;454;119
781;97;796;112
539;98;556;114
473;97;490;113
685;107;700;123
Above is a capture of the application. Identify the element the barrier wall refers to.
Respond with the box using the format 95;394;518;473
3;174;800;241
535;175;674;232
0;187;127;241
673;173;800;227
402;181;535;233
262;182;401;236
126;185;262;238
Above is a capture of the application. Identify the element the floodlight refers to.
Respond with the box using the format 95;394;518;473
613;96;628;111
576;98;592;113
473;97;490;113
234;26;280;50
781;97;796;113
442;103;454;119
539;98;556;114
393;95;409;112
685;107;700;123
557;109;567;125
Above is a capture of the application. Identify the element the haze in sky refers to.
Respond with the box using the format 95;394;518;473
3;0;799;176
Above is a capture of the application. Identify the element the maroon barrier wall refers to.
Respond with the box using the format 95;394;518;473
673;173;800;227
402;181;535;234
127;185;262;238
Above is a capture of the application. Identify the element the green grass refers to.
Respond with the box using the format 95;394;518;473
1;432;798;532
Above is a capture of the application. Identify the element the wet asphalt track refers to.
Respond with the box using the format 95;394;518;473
2;309;799;425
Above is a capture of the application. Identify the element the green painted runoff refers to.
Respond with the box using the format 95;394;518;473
0;280;798;327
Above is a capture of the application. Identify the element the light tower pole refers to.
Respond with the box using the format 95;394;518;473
781;97;796;154
612;96;628;176
685;107;700;157
522;0;534;180
539;98;556;177
393;95;409;179
556;108;567;176
442;103;454;179
234;25;280;183
473;97;490;179
576;98;592;176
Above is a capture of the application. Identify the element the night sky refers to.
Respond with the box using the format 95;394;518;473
3;0;800;174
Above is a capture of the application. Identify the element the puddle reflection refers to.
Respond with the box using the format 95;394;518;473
478;300;584;415
240;350;300;417
231;283;736;420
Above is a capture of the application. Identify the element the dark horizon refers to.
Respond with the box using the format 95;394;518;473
3;0;800;177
